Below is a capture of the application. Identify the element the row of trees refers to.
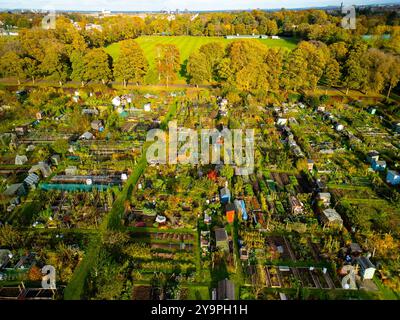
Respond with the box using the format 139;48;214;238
186;39;400;98
3;8;399;43
69;10;400;50
1;18;399;94
0;27;181;88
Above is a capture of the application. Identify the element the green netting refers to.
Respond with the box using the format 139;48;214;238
39;183;110;191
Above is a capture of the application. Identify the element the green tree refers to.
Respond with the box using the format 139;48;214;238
384;54;400;99
0;51;25;84
114;39;148;87
83;48;113;84
41;41;70;86
342;41;368;94
70;51;86;86
187;52;210;85
323;57;341;88
199;42;225;81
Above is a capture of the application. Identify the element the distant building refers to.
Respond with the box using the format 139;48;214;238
321;208;343;228
386;170;400;185
0;249;12;269
276;118;287;126
204;213;212;225
215;228;229;252
200;231;210;249
15;124;29;136
85;23;103;31
217;279;235;300
82;108;99;116
239;247;249;260
356;256;376;280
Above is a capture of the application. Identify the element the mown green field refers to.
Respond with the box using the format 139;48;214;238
105;35;298;63
105;35;299;83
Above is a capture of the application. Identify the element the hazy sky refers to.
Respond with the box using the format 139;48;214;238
0;0;397;11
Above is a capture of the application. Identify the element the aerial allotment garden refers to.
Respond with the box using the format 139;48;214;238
1;8;400;300
0;82;399;300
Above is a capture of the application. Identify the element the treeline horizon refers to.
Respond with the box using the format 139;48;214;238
0;9;400;99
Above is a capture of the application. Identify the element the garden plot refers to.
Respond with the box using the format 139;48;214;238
270;172;291;188
127;164;219;228
265;266;282;288
264;266;336;290
13;189;114;229
130;230;195;251
297;268;318;288
0;230;90;290
266;236;296;262
123;239;197;276
287;235;319;262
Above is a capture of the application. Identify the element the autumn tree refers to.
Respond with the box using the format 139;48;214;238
323;57;341;88
40;40;70;86
155;44;180;86
84;48;113;84
342;41;368;94
70;51;86;86
384;54;400;99
199;42;225;80
71;49;112;85
187;42;225;85
0;51;25;84
282;48;307;91
114;39;148;87
187;52;210;85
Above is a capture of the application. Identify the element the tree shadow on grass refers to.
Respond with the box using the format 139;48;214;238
180;59;190;84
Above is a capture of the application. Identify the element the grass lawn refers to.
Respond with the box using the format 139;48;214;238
105;35;298;83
